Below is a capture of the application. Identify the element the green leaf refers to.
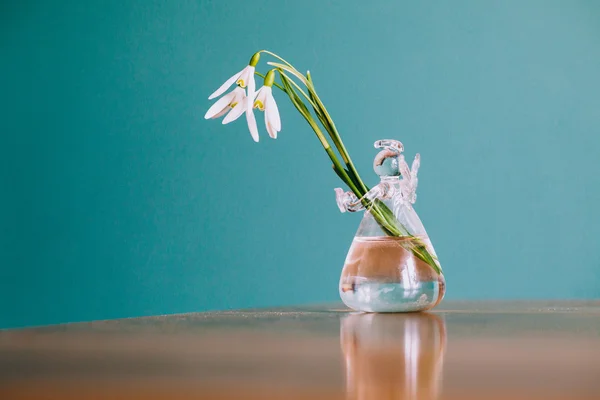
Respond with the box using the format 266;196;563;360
279;72;310;116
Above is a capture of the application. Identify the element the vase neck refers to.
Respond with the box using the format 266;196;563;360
380;176;400;184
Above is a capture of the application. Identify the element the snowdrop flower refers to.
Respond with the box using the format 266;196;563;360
204;87;246;120
249;70;281;139
207;52;261;141
208;53;260;100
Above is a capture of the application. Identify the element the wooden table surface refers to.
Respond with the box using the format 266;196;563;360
1;301;600;399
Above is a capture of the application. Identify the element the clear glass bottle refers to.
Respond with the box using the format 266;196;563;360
334;139;445;312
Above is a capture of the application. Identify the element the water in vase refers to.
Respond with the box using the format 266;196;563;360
340;236;445;312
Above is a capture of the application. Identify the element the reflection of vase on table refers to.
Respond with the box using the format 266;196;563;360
341;312;446;400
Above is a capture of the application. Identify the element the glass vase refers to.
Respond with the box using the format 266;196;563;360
335;139;445;312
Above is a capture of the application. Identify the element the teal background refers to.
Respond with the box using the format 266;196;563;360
2;0;600;328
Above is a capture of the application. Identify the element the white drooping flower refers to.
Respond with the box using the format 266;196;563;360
252;85;281;139
204;87;246;120
243;69;281;140
206;52;261;141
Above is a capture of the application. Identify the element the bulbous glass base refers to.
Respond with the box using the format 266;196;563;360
339;236;445;312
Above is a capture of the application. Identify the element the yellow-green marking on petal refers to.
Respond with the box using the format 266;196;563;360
254;100;265;111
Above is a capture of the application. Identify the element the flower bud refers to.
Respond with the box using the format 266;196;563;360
264;70;276;87
248;52;261;67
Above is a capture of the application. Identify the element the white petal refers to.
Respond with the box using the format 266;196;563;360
246;74;256;111
204;91;236;119
246;106;259;142
232;86;246;103
265;91;281;131
255;86;264;100
244;68;258;141
222;98;247;124
265;110;277;139
213;107;231;119
247;67;256;94
235;66;253;88
209;69;244;100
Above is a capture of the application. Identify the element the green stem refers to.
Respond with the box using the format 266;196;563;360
277;71;330;149
260;51;441;274
305;78;368;194
269;62;367;195
277;71;391;229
